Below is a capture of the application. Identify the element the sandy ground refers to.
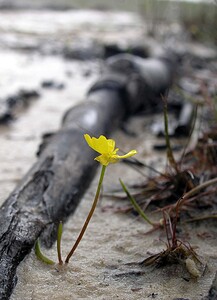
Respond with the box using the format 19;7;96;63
1;93;216;300
0;8;216;300
7;116;217;300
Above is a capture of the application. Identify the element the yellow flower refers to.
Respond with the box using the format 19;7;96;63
84;134;137;166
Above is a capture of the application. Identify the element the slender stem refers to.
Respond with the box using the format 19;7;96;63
35;240;55;265
163;211;171;249
65;165;106;264
180;177;217;204
180;104;198;164
186;214;217;222
119;179;155;226
163;98;179;173
57;221;63;265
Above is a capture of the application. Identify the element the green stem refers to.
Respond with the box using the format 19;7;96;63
119;179;155;226
57;221;63;265
65;165;106;264
163;99;179;173
35;240;55;265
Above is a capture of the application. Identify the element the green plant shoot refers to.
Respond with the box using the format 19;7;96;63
35;240;55;265
65;134;137;263
119;178;155;226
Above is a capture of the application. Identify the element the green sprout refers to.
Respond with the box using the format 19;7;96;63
162;96;179;173
35;240;55;265
119;179;155;227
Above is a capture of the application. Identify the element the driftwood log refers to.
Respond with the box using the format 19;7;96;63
0;53;175;299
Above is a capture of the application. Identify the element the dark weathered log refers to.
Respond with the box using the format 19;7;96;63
106;53;177;110
0;54;175;299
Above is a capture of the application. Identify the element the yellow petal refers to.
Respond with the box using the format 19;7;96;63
93;135;110;154
106;138;116;153
113;148;119;154
84;134;94;148
114;150;137;160
84;134;115;154
94;154;110;166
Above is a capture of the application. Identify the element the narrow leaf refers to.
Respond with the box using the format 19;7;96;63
57;221;63;265
35;240;55;265
119;179;154;226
